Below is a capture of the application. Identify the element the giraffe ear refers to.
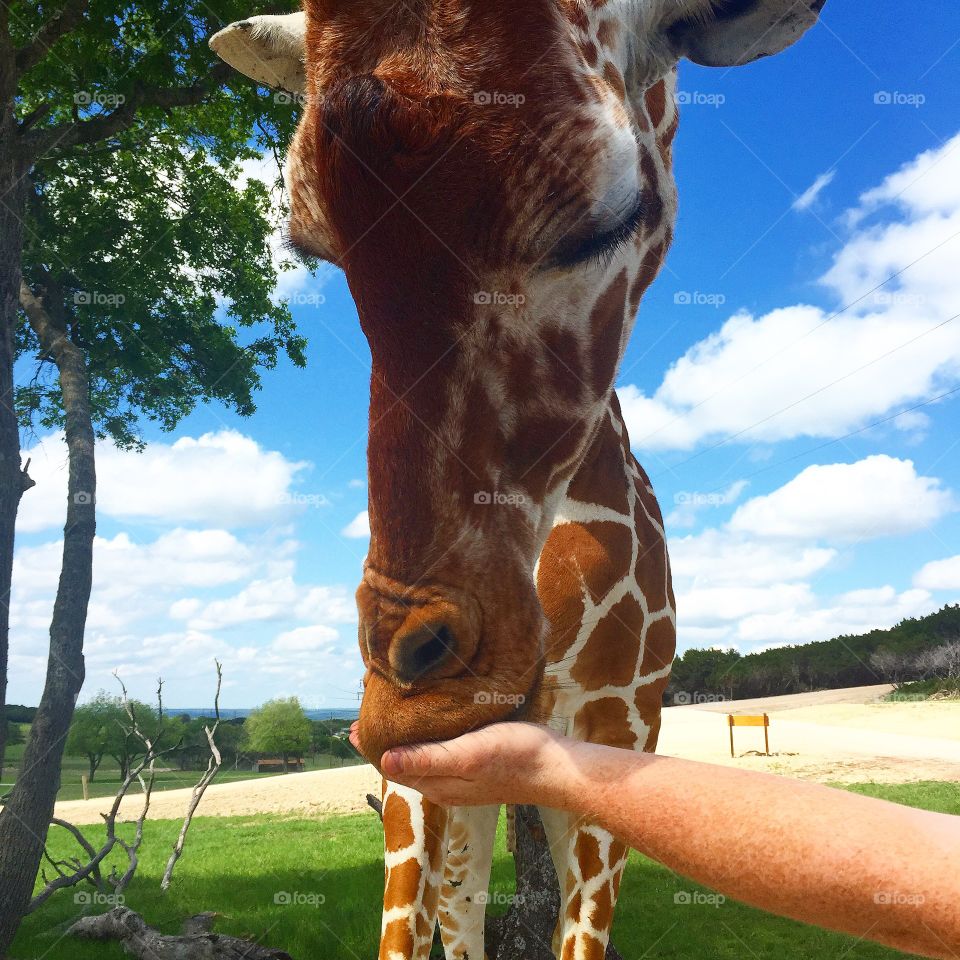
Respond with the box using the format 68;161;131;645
209;12;307;93
666;0;826;67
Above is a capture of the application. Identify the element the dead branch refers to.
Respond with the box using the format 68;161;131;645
29;676;178;911
161;660;223;891
365;793;383;820
68;906;295;960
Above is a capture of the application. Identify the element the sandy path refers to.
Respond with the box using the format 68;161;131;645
55;763;383;825
659;684;960;783
53;685;960;822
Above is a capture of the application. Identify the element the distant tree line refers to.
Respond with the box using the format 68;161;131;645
667;603;960;703
58;694;356;781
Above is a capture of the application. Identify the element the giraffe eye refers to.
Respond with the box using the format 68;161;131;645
548;192;649;270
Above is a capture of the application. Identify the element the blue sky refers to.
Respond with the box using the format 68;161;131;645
10;2;960;709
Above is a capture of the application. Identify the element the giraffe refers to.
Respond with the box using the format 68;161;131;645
210;2;826;958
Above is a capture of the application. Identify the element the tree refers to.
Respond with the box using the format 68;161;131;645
65;691;115;781
5;721;22;747
0;3;309;950
245;698;311;773
66;692;166;782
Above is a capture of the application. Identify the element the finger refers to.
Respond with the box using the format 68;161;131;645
382;741;450;778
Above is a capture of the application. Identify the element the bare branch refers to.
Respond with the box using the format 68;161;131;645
161;661;223;891
69;906;296;959
15;0;90;77
366;793;383;820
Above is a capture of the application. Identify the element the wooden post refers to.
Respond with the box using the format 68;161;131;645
728;714;772;757
81;774;89;801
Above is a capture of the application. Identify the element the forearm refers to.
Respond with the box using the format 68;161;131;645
545;742;959;959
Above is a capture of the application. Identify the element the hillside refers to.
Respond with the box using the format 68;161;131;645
668;604;960;702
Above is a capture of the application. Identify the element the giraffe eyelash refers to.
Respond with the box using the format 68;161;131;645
552;194;649;270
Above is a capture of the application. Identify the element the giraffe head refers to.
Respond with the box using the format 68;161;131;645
211;0;824;765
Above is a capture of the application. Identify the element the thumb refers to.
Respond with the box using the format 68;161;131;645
382;741;459;779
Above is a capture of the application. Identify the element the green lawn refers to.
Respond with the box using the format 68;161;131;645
11;781;955;960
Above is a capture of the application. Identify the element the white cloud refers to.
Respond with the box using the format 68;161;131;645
728;456;955;541
273;624;339;653
669;457;949;652
670;529;836;587
174;577;356;633
792;169;835;211
341;510;370;539
18;430;310;532
621;132;960;453
914;555;960;591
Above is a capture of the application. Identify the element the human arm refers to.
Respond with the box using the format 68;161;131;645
368;722;960;960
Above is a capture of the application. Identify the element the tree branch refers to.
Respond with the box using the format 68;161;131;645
23;62;235;158
69;906;296;960
161;660;223;891
15;0;90;77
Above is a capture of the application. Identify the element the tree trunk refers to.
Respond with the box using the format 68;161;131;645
0;54;34;796
0;276;96;958
485;806;623;960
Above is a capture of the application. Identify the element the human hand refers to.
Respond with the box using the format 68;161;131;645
350;721;573;807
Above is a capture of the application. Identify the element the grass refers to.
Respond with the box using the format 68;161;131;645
11;781;955;960
1;730;361;802
886;678;960;701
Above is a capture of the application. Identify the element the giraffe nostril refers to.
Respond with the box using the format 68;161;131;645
389;622;457;683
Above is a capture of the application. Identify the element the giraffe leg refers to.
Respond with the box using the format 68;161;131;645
438;804;500;960
381;780;450;960
541;809;629;960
